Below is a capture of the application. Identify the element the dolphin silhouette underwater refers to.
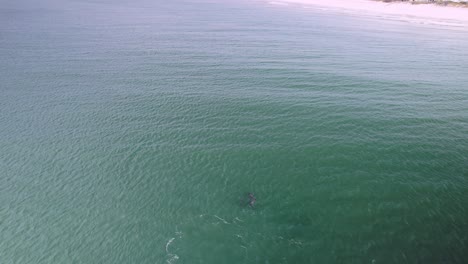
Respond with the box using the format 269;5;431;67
247;193;256;208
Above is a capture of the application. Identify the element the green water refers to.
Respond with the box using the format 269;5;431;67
1;0;468;263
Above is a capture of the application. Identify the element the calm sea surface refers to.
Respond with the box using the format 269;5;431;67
1;0;468;263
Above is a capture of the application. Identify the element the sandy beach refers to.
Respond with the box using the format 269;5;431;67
267;0;468;27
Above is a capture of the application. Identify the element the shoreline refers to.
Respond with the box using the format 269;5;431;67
265;0;468;27
373;0;468;9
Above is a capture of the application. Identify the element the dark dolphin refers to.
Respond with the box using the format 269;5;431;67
248;193;256;208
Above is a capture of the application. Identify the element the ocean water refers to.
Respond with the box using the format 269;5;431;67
1;0;468;263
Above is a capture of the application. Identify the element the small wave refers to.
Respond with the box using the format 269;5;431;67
213;215;230;224
166;254;179;264
234;217;244;223
268;1;288;6
165;238;175;253
288;239;304;247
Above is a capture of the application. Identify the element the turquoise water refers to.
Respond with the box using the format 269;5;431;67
1;0;468;263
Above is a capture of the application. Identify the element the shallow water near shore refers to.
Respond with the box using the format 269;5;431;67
1;0;468;263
